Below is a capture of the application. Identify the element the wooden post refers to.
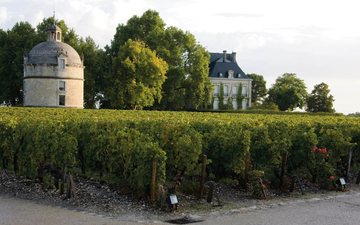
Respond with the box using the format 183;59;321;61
199;154;207;199
66;173;75;199
346;149;353;182
151;158;157;202
259;178;267;199
279;152;288;190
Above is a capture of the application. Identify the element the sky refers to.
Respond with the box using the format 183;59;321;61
1;0;359;114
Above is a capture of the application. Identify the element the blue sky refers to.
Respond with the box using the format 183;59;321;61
1;0;359;114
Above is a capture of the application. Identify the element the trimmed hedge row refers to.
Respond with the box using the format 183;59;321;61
1;107;360;196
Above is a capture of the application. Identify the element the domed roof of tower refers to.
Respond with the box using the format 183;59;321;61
26;25;83;67
27;41;82;66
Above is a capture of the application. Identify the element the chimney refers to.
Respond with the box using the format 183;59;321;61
223;50;227;62
231;52;236;63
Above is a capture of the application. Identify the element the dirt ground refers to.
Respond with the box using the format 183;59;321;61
1;170;358;223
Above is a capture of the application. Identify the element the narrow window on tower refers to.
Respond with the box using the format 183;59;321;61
59;81;65;91
59;95;65;106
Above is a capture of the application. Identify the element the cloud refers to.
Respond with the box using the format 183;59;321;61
215;12;264;18
0;7;8;27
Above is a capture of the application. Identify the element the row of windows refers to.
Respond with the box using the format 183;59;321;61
218;70;241;79
213;85;248;96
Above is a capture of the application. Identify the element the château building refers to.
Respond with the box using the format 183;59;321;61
209;50;252;110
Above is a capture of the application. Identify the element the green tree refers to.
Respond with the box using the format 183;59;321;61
306;82;335;113
218;83;225;110
110;10;165;56
247;73;267;105
226;97;233;110
106;39;168;109
77;37;109;108
157;27;211;110
236;83;244;110
109;10;212;110
0;22;38;105
267;73;307;111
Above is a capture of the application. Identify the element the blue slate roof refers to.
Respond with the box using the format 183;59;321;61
209;52;250;79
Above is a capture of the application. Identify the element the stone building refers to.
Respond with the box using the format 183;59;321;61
209;50;252;110
23;24;84;108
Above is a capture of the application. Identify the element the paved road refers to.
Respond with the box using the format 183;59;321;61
201;193;360;225
1;193;360;225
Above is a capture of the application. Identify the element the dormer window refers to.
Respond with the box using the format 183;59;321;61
228;70;234;79
59;58;65;69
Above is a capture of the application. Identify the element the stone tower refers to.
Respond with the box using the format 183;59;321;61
23;23;84;108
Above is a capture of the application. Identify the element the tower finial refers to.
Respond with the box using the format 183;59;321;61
53;10;56;25
53;0;56;25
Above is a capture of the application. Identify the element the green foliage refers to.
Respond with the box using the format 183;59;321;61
159;124;202;177
306;82;335;113
110;10;165;56
76;37;109;108
247;74;267;105
226;97;233;110
236;84;244;110
1;107;360;197
218;83;225;110
107;39;168;109
0;22;38;105
109;10;212;110
267;73;308;111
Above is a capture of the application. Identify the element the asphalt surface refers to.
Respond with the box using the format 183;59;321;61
1;192;360;225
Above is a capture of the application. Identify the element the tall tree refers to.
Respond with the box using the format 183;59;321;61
77;37;109;108
306;82;335;113
236;83;244;110
267;73;307;111
106;39;168;109
109;10;212;110
218;83;225;110
110;10;165;56
0;22;38;105
247;73;267;105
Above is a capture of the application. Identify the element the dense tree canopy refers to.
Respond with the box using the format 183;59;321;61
0;22;38;105
306;82;335;113
110;10;165;56
106;40;168;109
77;37;109;108
109;10;212;110
247;73;267;105
267;73;307;111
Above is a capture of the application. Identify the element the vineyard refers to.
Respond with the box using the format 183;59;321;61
1;107;360;199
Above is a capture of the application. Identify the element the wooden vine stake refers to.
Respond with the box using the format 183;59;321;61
198;154;207;199
151;158;157;202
